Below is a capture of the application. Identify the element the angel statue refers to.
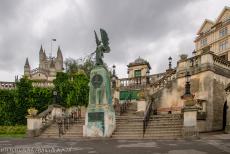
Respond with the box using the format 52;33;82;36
94;29;110;66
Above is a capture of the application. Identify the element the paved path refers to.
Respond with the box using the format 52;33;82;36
0;135;230;154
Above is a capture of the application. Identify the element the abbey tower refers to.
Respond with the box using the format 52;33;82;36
24;45;63;82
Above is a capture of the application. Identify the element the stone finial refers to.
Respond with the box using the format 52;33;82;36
180;54;188;60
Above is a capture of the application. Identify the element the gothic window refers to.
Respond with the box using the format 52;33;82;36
219;27;228;38
200;38;207;47
219;40;228;52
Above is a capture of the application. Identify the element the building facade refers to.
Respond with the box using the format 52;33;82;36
194;6;230;61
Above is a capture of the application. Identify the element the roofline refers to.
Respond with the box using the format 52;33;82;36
216;6;230;23
196;19;214;35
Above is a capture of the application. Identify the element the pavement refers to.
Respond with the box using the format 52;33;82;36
0;132;230;154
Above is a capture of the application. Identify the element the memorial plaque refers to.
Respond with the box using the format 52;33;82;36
88;112;104;122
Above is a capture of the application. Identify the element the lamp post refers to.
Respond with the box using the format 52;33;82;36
112;65;116;88
168;56;172;69
185;71;191;96
53;90;58;104
192;50;196;56
146;70;150;84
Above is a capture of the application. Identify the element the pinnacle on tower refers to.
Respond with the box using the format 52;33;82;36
57;46;63;59
25;57;30;66
39;45;43;53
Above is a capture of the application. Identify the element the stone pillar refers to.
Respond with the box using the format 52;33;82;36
26;116;42;137
182;105;199;138
225;94;230;133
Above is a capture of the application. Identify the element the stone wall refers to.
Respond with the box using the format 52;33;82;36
154;69;229;132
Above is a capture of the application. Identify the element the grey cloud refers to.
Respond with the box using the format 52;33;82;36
0;0;228;81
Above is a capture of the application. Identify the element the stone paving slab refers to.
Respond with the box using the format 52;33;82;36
0;137;229;154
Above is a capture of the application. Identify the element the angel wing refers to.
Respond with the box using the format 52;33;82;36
94;30;100;46
100;29;110;52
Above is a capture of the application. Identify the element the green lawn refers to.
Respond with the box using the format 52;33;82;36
0;125;26;138
0;134;25;138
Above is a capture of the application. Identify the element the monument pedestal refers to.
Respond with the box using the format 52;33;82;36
182;106;199;138
84;65;116;137
84;104;115;137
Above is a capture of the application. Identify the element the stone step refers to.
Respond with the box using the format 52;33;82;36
116;120;183;123
112;135;181;139
116;127;182;130
116;123;182;127
113;129;181;134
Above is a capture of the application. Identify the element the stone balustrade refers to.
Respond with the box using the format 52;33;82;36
177;52;230;78
119;73;165;90
31;67;49;76
0;81;16;90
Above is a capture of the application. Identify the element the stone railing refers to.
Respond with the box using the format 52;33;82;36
213;54;230;69
177;52;230;78
119;73;165;90
27;104;64;137
31;67;49;76
0;81;16;90
32;81;54;88
120;76;148;89
149;69;176;93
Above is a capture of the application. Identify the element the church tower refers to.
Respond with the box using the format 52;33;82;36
24;57;31;78
39;45;47;69
55;46;63;72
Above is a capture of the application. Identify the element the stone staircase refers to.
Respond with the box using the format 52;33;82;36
39;122;60;138
39;118;84;138
112;102;183;139
144;114;183;139
112;102;143;139
62;119;84;138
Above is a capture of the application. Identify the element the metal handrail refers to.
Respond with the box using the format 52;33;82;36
143;101;153;137
56;109;81;137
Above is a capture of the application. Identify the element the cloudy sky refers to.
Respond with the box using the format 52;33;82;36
0;0;229;81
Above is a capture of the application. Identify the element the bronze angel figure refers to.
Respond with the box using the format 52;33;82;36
94;29;110;65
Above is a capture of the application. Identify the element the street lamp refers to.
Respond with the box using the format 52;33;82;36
53;90;58;104
146;70;150;84
112;65;116;88
192;50;196;56
168;56;172;69
185;71;191;95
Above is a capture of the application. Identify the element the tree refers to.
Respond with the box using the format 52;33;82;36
0;90;17;125
53;71;89;107
15;77;33;124
65;57;95;78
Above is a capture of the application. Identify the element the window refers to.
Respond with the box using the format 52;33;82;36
219;40;228;51
134;70;141;77
219;27;228;38
200;38;207;47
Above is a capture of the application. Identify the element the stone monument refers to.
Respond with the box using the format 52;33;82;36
83;29;116;137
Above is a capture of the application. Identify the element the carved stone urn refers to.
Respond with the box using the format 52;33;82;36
27;107;38;117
